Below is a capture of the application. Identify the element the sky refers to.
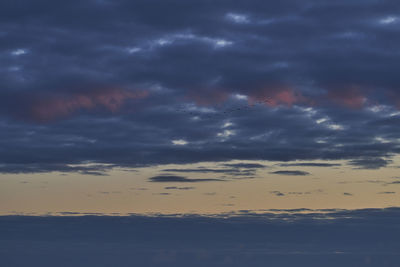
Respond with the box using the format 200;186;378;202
3;1;400;266
1;0;400;215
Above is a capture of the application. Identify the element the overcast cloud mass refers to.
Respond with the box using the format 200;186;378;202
1;0;400;173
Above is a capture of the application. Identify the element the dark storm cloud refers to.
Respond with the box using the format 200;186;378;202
270;170;310;176
1;0;400;173
148;175;223;183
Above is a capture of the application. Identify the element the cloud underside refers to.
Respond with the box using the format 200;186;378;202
148;175;223;183
279;163;341;167
1;0;400;173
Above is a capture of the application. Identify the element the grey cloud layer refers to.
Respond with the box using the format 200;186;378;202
1;0;400;173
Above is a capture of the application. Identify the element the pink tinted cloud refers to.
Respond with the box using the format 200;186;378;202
30;88;148;122
186;84;371;111
248;86;307;107
326;85;366;109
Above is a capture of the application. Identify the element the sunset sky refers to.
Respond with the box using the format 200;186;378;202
1;0;400;215
4;2;400;266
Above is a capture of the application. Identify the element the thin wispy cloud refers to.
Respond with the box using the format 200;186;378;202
270;170;310;176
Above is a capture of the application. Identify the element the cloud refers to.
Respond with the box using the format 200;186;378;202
222;163;267;169
349;157;392;169
226;13;250;24
1;88;148;123
325;85;366;109
249;87;306;107
164;186;195;190
162;167;256;177
0;163;115;175
163;168;232;173
270;170;310;176
130;187;148;191
171;139;188;146
148;175;223;183
279;163;341;167
1;0;400;174
270;191;285;196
